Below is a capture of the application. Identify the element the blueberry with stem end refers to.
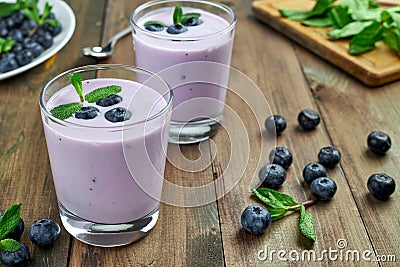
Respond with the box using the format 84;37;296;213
29;219;61;246
265;115;286;135
303;162;327;185
269;146;293;170
310;177;337;202
258;163;286;189
183;17;203;26
241;205;271;235
367;173;395;200
367;131;391;155
298;109;320;130
318;146;341;168
1;243;30;267
105;107;132;122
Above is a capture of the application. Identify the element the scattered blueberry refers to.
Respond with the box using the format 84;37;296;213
29;219;61;246
74;106;99;120
318;146;341;168
367;131;391;155
144;23;165;32
310;177;337;202
303;162;327;185
105;107;132;122
241;205;271;235
15;49;34;66
258;163;286;189
166;24;188;34
1;243;30;267
265;115;286;135
183;17;203;26
96;94;123;107
269;146;293;170
0;57;19;73
367;173;396;201
298;109;320;130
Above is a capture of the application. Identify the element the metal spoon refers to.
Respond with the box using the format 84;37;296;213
82;26;132;59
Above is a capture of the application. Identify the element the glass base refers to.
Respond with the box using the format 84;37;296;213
59;203;159;247
168;117;221;144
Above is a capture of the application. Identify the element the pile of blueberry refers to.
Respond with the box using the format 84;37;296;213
0;217;60;266
241;108;395;235
0;10;62;74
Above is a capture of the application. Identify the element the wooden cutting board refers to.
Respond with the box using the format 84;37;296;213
252;0;400;86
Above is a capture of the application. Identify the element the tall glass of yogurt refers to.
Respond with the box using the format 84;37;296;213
130;0;236;144
39;64;173;247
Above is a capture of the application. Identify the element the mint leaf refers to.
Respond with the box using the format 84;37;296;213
383;27;400;56
268;208;288;221
144;21;167;28
50;102;83;120
84;85;122;103
173;5;183;24
181;13;201;25
328;21;373;39
349;21;383;55
67;73;84;102
0;239;20;252
254;188;298;208
328;5;353;29
0;3;20;17
280;0;336;21
299;205;316;243
0;204;21;240
302;17;332;27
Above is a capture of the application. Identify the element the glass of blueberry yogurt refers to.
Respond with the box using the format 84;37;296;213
39;64;173;247
130;0;236;144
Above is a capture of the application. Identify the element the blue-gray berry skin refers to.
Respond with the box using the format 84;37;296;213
367;173;396;201
298;109;320;130
166;24;188;34
367;131;391;155
105;107;132;122
303;163;327;185
259;164;286;189
265;115;286;135
310;177;337;202
75;106;99;120
269;147;293;170
144;23;165;32
96;94;122;107
1;243;30;267
241;205;271;235
29;219;61;247
318;146;341;168
183;17;203;26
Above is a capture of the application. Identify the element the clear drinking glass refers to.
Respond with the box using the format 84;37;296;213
39;64;173;247
130;0;236;144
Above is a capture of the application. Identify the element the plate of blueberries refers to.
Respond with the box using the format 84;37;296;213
0;0;76;80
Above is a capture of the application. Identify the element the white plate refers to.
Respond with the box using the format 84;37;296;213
0;0;76;81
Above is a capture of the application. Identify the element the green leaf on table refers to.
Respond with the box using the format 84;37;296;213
67;73;84;102
0;3;20;17
383;27;400;56
50;102;83;120
84;85;122;103
268;208;288;221
328;21;373;39
0;239;20;252
280;0;336;21
328;5;353;29
0;204;22;241
173;5;183;24
349;20;383;55
254;188;298;207
302;17;332;27
299;205;316;243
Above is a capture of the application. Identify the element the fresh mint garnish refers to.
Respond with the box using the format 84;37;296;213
50;102;83;120
173;5;183;24
84;85;122;103
181;13;201;25
67;73;84;102
0;204;21;252
279;0;400;57
0;37;15;56
144;21;167;28
252;188;317;243
299;205;316;243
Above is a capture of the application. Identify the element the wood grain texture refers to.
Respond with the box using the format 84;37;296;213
252;0;400;86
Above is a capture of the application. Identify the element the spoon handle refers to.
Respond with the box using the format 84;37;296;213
108;26;132;49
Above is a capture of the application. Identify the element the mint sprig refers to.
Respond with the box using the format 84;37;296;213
85;85;122;103
173;5;183;24
67;73;84;102
0;204;22;252
0;37;16;56
252;188;317;243
50;102;83;120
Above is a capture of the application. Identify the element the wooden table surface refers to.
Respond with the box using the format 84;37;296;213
0;0;399;266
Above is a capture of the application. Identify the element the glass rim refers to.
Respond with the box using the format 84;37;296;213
130;0;237;42
39;64;173;129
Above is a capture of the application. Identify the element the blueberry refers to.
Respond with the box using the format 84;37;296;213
265;115;286;135
318;146;341;168
29;219;61;246
310;177;337;202
367;173;396;201
105;107;132;122
24;42;44;58
298;109;320;130
1;243;30;267
0;57;19;73
258;163;286;189
241;205;271;235
269;146;293;169
166;24;188;34
36;32;53;49
367;131;391;155
144;23;165;32
302;162;327;185
0;217;24;241
15;49;34;66
47;25;62;36
183;17;203;26
96;94;123;107
8;29;24;43
74;106;99;120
